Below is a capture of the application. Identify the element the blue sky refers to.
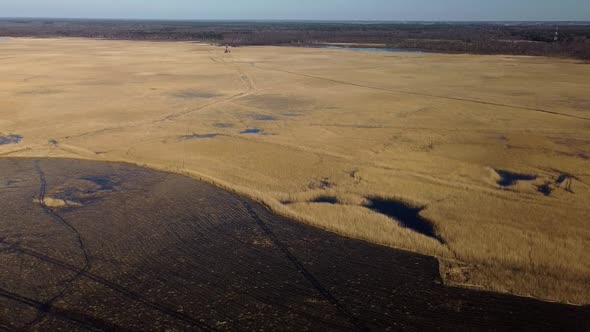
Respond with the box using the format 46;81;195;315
2;0;589;21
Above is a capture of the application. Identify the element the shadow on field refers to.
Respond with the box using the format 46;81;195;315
0;158;588;331
173;90;221;99
0;134;22;145
179;133;221;140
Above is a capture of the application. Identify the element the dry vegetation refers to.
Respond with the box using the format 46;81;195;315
0;38;589;304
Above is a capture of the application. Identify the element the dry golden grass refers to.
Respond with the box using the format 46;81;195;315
39;197;68;208
1;37;589;304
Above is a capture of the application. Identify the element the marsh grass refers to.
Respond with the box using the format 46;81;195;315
2;38;589;304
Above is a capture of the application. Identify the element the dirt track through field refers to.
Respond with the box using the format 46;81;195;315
0;158;588;331
253;64;590;121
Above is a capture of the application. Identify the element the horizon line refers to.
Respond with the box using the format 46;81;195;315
1;16;589;24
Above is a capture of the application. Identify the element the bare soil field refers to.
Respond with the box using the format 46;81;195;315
1;158;589;330
0;38;589;305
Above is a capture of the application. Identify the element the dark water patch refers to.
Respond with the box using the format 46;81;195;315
495;169;537;187
365;197;443;243
556;174;568;186
174;90;220;99
526;170;576;196
311;196;339;204
213;123;233;128
253;115;276;121
537;183;553;196
179;133;220;140
240;128;263;134
317;45;423;54
0;134;23;145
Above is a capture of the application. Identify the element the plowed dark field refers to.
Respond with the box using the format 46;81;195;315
0;158;588;331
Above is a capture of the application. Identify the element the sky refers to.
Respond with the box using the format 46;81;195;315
2;0;589;21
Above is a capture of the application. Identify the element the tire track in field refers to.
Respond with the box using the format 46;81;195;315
253;64;590;122
34;161;91;266
229;54;256;92
156;90;255;123
21;161;94;331
240;199;369;332
63;59;257;140
61;92;242;139
2;244;215;331
156;52;256;123
0;287;126;332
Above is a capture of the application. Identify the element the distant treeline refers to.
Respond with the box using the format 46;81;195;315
1;19;589;59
